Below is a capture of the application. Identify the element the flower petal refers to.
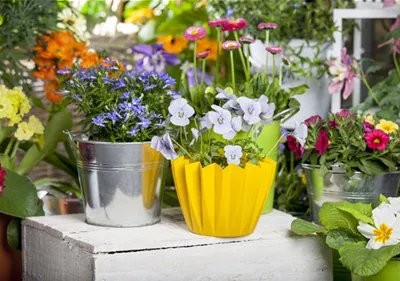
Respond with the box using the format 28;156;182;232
357;222;376;240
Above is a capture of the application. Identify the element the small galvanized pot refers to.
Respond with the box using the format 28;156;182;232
68;132;164;227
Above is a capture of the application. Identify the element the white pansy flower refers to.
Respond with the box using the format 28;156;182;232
357;203;400;249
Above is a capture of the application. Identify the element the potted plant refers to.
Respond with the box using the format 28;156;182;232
288;111;400;223
59;58;176;227
291;195;400;281
209;0;355;126
0;85;63;281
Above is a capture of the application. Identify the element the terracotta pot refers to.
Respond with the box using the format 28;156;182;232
0;213;22;281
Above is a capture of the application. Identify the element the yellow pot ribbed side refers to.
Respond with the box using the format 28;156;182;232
142;144;163;209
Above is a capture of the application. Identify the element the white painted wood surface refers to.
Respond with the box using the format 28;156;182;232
23;209;332;281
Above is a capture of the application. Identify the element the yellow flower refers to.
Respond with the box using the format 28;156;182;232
364;114;375;125
301;173;307;185
14;122;34;141
197;38;220;60
376;119;399;134
125;8;154;24
157;35;188;54
27;116;44;135
0;95;15;119
0;85;31;126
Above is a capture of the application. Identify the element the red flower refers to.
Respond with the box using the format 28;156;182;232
257;22;278;30
365;129;390;151
287;136;304;158
304;115;322;127
222;18;247;32
336;109;355;118
208;19;229;28
329;119;339;129
0;165;6;197
316;130;329;155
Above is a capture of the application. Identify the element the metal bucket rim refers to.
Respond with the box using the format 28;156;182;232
66;131;152;145
302;163;400;175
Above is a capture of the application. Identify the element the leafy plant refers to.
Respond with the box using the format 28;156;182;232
291;196;400;277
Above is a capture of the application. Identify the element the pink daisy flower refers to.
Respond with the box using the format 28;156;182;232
265;46;283;55
239;36;255;44
222;18;247;32
208;19;229;28
222;40;241;51
257;22;278;30
196;50;211;59
184;26;207;41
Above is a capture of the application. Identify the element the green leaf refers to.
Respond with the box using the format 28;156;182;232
290;218;327;235
0;168;43;218
16;109;73;175
319;202;359;232
339;242;400;277
326;228;365;250
7;217;21;250
358;159;386;176
379;194;390;204
337;201;373;225
366;65;381;74
288;84;309;97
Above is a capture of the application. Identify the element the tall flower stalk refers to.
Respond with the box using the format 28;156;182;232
258;22;278;76
222;41;242;90
184;26;207;86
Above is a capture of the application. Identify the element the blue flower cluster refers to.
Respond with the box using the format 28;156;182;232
59;58;177;142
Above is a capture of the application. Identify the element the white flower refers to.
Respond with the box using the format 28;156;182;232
224;145;243;165
388;197;400;215
237;97;262;125
189;128;200;146
200;113;212;130
208;105;232;134
223;116;242;140
292;122;308;146
357;203;400;249
168;98;195;126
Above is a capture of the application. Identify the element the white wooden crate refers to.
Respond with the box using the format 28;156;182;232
23;209;332;281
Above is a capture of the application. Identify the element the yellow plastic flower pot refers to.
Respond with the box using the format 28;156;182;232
171;157;277;237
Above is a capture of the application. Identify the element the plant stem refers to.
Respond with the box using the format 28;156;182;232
216;28;221;85
361;76;380;106
279;61;283;86
393;51;400;79
234;31;249;81
172;139;192;159
265;30;270;75
193;42;198;85
246;44;251;76
230;51;236;90
4;138;15;156
290;151;294;173
266;133;286;158
10;140;20;159
272;55;276;79
64;141;75;161
201;59;206;85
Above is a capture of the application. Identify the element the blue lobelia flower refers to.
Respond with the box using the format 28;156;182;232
258;95;276;125
208;105;232;134
151;133;178;160
138;117;151;129
292;122;308;146
224;145;243;165
57;68;71;75
237;97;262;125
102;77;115;84
106;109;121;125
113;77;126;90
120;91;132;99
168;98;195;126
128;125;140;136
169;90;182;99
160;73;176;88
144;84;157;91
92;115;106;127
223;116;242;140
132;43;180;74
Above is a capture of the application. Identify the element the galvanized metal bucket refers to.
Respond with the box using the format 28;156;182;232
67;132;164;227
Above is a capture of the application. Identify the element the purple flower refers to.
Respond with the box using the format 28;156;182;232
160;74;176;88
151;133;178;160
200;113;213;130
189;128;200;146
223;116;242;140
292;123;308;146
128;125;140;136
186;67;213;88
132;44;180;74
57;68;71;75
224;145;243;165
168;98;195;126
138;117;151;129
237;97;262;125
216;87;236;100
120;91;132;99
169;90;181;99
113;78;126;90
208;105;232;134
102;77;115;84
363;121;375;133
92;115;106;127
258;95;275;124
144;84;157;91
106;110;121;125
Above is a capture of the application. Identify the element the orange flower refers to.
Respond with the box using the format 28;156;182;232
157;35;188;54
197;38;219;60
53;31;76;46
125;8;154;24
80;52;100;68
74;41;88;57
44;81;63;103
57;59;74;70
33;58;54;68
33;67;56;81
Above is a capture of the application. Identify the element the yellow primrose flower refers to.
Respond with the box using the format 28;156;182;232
0;95;15;119
27;116;44;135
14;122;35;141
376;119;399;134
125;8;154;24
364;114;375;125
